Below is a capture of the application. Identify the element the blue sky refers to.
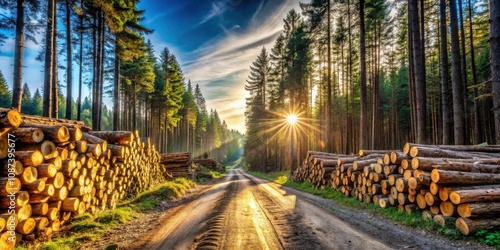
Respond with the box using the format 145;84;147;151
0;0;302;133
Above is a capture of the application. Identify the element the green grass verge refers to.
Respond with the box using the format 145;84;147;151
17;178;196;250
247;171;500;249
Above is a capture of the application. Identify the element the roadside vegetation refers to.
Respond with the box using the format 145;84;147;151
15;178;197;250
248;170;500;249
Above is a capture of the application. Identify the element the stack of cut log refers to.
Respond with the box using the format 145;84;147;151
0;108;185;248
160;152;192;178
193;158;222;172
293;144;500;235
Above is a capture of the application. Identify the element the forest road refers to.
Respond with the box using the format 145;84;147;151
131;165;398;250
125;165;493;250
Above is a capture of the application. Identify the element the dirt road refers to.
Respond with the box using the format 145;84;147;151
122;166;491;250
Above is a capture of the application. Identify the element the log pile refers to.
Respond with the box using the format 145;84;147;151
0;109;187;248
292;143;500;235
193;158;222;172
160;152;192;178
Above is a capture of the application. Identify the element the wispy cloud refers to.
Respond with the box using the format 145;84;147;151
198;2;228;26
184;0;301;133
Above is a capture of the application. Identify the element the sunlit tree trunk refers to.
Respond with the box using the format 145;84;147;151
12;0;25;110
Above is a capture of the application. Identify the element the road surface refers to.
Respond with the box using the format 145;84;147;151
122;165;490;250
129;166;390;250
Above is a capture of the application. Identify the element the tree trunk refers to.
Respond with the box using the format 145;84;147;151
450;0;466;144
113;43;120;131
12;0;25;111
65;0;72;120
77;0;83;121
326;0;332;152
51;2;58;118
359;0;367;150
43;0;55;118
439;0;451;145
410;0;426;143
491;0;500;144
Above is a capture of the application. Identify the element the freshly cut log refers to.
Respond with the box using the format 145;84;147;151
395;178;409;193
37;164;56;178
34;217;48;231
15;203;32;221
433;215;455;227
9;128;44;143
422;210;434;220
86;144;102;157
15;150;43;167
358;150;387;157
430;205;440;215
456;217;500;235
20;167;37;184
416;193;427;209
16;218;36;234
0;134;7;159
0;177;21;195
61;198;79;212
449;186;500;204
406;143;500;153
0;108;22;128
81;133;107;151
440;201;457;217
405;204;418;213
45;172;64;189
21;125;69;143
431;169;500;185
0;191;29;208
2;160;23;176
458;202;500;217
89;131;133;144
0;231;16;250
23;180;45;193
425;192;439;206
390;151;407;164
32;203;48;216
409;146;497;159
67;127;82;141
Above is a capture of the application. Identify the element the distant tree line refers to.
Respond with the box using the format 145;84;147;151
244;0;498;172
0;0;243;162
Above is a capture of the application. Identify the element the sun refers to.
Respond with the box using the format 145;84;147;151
286;114;298;125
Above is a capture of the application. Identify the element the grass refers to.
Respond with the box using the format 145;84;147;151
247;171;500;246
20;178;197;250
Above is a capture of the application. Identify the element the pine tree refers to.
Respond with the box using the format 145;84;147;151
0;71;11;108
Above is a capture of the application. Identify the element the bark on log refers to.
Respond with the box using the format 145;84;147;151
450;186;500;204
9;128;44;143
456;217;500;235
0;108;22;128
88;131;133;144
431;169;500;185
458;202;500;217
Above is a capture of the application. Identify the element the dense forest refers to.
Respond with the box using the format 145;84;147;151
0;0;243;163
244;0;499;172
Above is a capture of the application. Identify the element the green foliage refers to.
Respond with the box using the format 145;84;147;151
0;71;11;108
476;230;500;248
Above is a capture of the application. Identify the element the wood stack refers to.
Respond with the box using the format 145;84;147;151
0;108;187;248
160;152;192;178
193;158;222;172
293;143;500;236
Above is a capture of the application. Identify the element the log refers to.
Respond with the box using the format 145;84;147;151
0;108;22;128
23;180;45;193
456;217;500;235
15;150;43;167
32;203;48;216
433;215;455;227
20;167;37;184
22;125;69;143
410;146;497;159
81;133;107;151
67;127;82;141
61;198;79;212
0;231;15;250
16;218;35;234
440;201;457;217
37;164;56;178
9;128;44;143
0;177;21;196
89;131;133;144
431;169;500;185
458;202;500;218
449;186;500;204
2;160;23;176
